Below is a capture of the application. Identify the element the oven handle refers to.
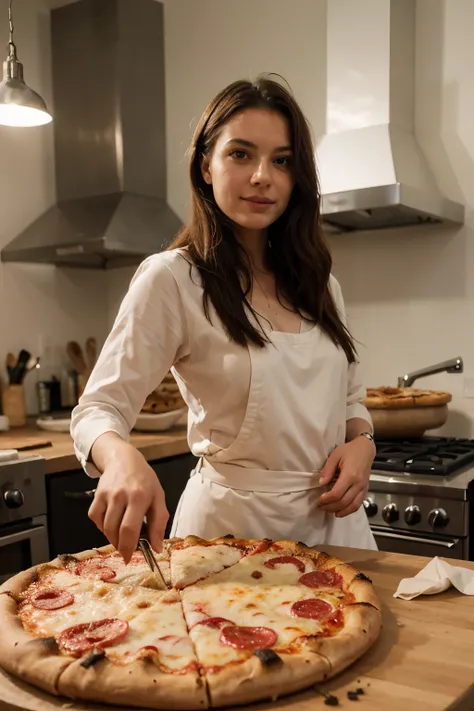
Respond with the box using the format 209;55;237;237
63;489;96;500
373;529;459;548
0;523;46;548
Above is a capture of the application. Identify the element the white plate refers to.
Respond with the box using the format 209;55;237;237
36;418;71;433
133;409;186;432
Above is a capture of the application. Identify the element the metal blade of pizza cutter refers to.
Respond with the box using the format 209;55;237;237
138;531;168;591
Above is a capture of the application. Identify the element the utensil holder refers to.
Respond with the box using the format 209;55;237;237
1;385;27;427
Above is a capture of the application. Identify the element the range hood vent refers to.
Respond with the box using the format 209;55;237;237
1;0;181;269
317;0;464;234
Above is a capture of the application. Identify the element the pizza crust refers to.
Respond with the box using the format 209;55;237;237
305;603;382;677
206;649;331;707
0;590;74;695
56;656;208;710
317;558;381;610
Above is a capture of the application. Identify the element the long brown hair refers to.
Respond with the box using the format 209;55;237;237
171;76;357;363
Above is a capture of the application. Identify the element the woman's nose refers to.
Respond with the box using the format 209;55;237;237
250;160;271;186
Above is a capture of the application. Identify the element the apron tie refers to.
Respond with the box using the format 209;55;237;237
197;458;326;494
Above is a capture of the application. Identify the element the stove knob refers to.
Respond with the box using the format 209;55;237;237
404;505;421;526
3;489;24;509
428;508;449;529
363;498;378;517
382;503;399;524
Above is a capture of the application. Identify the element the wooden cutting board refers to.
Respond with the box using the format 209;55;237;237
0;434;52;451
1;547;474;711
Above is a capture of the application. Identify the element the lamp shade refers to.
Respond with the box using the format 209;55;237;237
0;57;52;127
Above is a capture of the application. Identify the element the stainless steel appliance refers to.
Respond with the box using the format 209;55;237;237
0;455;49;584
367;437;474;559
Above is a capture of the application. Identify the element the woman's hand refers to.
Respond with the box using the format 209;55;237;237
317;436;376;518
88;433;169;563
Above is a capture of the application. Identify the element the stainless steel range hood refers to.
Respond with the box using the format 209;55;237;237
317;0;465;234
1;0;181;269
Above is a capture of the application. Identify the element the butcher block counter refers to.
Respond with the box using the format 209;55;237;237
0;424;190;474
0;546;474;711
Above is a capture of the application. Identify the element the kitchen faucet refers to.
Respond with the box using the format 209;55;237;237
397;357;463;388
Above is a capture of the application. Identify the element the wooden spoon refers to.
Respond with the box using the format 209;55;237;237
66;341;88;376
5;353;16;383
85;337;98;373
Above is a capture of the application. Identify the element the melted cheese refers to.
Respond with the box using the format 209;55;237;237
171;544;243;589
181;581;339;669
197;550;317;587
107;591;198;671
19;571;164;637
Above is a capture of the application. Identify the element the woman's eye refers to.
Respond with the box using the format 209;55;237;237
274;156;291;166
230;150;248;160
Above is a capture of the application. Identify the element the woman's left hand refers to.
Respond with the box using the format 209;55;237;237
317;436;376;518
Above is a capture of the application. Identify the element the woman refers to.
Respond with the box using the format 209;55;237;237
71;76;377;563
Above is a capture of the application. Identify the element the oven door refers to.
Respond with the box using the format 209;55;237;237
371;525;467;560
0;515;49;584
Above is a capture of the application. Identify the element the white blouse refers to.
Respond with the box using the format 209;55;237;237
71;249;372;477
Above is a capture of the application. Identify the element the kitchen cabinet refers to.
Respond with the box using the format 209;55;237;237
47;453;197;557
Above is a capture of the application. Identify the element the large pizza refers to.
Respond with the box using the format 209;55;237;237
365;386;451;409
0;536;382;709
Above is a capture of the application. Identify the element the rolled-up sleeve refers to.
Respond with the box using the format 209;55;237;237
329;275;373;430
71;254;189;477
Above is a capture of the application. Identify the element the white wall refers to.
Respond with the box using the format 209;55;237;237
0;0;109;413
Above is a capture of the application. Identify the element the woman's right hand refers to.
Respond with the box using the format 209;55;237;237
88;433;169;563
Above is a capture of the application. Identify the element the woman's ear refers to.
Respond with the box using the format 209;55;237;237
200;154;212;185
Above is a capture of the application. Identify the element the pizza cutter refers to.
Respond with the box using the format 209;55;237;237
138;522;168;591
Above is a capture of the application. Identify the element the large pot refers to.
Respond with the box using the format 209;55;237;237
364;387;451;438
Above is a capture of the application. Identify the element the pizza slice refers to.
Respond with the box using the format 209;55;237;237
0;560;164;696
55;545;171;589
167;535;261;590
0;559;206;710
56;589;207;710
180;540;381;707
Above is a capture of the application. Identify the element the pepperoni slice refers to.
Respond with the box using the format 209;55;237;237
75;561;117;581
31;588;74;610
299;570;342;588
193;617;235;630
57;618;129;655
264;556;305;574
220;626;278;650
291;598;333;619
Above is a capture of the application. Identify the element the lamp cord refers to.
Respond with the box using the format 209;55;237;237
8;0;16;56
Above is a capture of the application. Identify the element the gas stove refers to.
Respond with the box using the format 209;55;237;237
366;436;474;560
373;436;474;476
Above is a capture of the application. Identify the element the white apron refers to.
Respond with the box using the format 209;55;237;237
169;320;377;551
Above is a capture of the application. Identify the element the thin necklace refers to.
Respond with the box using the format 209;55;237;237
252;272;281;317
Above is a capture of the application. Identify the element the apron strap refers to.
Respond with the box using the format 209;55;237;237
198;459;325;494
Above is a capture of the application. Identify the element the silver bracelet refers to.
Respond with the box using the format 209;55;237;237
359;431;375;445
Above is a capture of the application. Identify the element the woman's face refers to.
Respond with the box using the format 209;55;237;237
201;108;295;236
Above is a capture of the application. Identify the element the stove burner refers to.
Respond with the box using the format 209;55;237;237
373;436;474;476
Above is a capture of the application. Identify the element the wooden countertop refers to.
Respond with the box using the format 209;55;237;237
0;546;473;711
0;425;190;474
